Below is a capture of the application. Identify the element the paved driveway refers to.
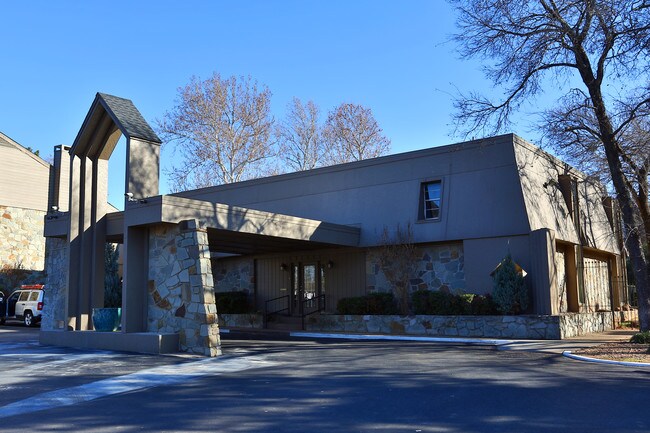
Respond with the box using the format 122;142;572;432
0;326;649;432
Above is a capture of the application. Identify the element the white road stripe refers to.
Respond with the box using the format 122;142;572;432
0;354;272;418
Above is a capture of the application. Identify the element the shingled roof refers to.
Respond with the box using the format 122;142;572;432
96;93;160;143
70;92;161;159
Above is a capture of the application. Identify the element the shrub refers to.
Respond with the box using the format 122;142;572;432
470;294;499;315
104;243;122;308
337;293;399;315
413;290;458;315
492;254;528;314
457;294;475;315
630;331;650;344
215;291;252;314
412;290;497;315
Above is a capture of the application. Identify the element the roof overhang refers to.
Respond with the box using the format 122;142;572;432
126;195;360;254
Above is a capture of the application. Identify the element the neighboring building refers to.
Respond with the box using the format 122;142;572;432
0;132;63;290
41;93;627;357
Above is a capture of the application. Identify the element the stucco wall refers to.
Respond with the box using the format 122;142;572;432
463;235;531;294
513;136;618;254
174;135;531;247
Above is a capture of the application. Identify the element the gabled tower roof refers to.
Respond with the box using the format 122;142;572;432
70;92;161;159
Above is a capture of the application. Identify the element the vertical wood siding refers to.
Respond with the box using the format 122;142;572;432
0;144;50;211
255;249;366;313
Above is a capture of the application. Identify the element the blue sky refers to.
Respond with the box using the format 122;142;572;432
1;1;540;207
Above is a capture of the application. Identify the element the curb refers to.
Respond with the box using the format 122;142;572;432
562;351;650;367
221;328;512;345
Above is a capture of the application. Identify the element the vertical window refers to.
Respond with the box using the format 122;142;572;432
422;181;441;220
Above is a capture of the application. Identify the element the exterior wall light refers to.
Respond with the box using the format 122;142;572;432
327;260;334;269
280;263;288;271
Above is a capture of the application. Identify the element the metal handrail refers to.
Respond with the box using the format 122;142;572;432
301;294;326;330
264;295;290;326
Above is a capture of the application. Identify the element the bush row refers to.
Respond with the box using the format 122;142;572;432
336;290;499;316
336;293;400;315
215;291;252;314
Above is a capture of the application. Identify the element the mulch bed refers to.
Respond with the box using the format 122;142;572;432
573;342;650;363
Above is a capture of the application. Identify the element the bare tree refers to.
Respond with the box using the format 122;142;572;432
449;0;650;330
157;73;276;190
376;224;419;315
275;98;324;171
323;103;391;164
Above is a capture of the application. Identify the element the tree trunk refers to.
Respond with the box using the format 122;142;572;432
585;81;650;331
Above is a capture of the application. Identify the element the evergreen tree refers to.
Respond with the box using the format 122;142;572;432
492;254;528;314
104;243;122;308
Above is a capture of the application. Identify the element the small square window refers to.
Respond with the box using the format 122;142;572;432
421;181;441;220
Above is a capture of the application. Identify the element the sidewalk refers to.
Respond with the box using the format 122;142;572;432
498;329;636;353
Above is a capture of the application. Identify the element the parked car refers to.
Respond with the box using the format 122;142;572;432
0;285;44;327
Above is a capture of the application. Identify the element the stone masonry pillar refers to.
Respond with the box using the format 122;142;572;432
177;220;221;356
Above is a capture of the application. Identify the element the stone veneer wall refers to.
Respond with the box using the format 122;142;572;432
219;310;626;340
305;314;561;339
301;311;621;339
213;257;254;294
218;313;263;329
0;206;47;287
558;311;613;338
147;221;221;356
41;237;68;330
366;243;465;294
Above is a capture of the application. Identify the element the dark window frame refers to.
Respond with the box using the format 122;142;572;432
418;179;443;221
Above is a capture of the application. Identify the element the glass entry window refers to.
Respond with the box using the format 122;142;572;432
291;263;322;316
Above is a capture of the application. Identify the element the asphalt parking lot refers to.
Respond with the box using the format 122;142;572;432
1;326;649;432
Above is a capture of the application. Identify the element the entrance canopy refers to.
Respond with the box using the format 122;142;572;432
124;195;360;254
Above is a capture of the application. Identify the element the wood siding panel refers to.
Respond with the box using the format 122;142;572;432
255;249;366;314
0;145;50;211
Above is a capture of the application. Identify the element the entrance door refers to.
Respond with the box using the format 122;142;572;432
291;263;320;316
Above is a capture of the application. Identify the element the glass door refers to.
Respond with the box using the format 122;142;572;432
290;262;320;316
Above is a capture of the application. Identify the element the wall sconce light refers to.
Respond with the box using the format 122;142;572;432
125;192;147;204
47;205;59;220
327;260;334;269
280;263;288;271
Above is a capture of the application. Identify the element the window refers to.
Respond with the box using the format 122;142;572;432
421;181;441;220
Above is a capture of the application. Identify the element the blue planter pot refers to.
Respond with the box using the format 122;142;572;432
92;308;122;332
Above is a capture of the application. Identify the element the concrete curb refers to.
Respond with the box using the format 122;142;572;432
562;351;650;367
221;327;513;345
289;331;513;346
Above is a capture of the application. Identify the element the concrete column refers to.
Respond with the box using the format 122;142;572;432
122;226;148;333
529;229;558;315
126;138;160;200
66;152;109;330
66;155;81;330
564;245;580;312
51;145;71;212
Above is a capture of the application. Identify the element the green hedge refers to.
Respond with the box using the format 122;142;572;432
215;291;252;314
337;293;399;315
412;290;498;315
336;291;498;316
